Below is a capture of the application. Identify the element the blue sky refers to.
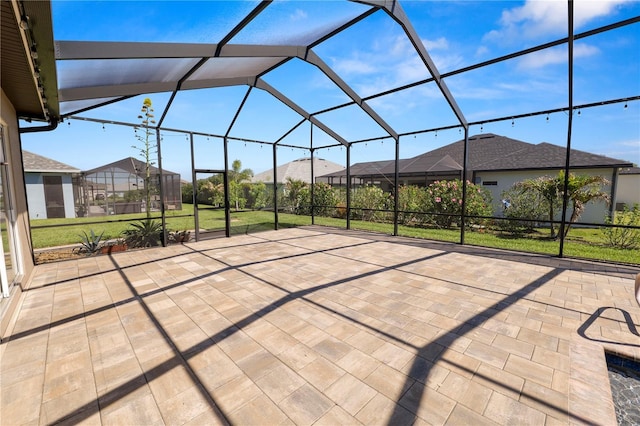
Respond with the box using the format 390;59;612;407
22;0;640;180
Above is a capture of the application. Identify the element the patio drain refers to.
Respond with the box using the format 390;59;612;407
606;352;640;426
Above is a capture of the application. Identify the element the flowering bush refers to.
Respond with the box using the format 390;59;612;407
422;179;492;229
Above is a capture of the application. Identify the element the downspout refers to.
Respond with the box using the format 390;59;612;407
609;168;618;218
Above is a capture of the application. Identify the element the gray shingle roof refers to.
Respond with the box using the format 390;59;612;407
22;150;81;173
252;158;345;184
620;166;640;175
322;133;633;178
476;141;631;171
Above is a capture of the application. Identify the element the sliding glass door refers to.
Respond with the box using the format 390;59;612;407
0;125;20;298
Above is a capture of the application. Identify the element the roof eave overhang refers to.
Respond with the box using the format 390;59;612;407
474;163;634;173
1;0;59;121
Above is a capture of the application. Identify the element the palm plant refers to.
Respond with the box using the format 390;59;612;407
122;219;163;248
230;159;253;211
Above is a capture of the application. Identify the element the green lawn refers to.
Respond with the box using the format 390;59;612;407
31;206;639;265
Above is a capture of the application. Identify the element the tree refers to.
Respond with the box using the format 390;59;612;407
514;175;563;237
284;178;308;213
229;159;253;211
514;171;610;238
133;98;156;218
181;182;194;204
561;171;610;237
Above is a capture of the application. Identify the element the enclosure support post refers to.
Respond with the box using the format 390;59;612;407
393;137;400;236
310;148;315;225
156;128;166;246
460;126;470;245
310;123;315;225
223;137;230;238
559;0;574;258
273;144;279;230
190;133;199;242
346;143;351;230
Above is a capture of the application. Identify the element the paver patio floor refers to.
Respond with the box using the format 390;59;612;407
2;226;639;425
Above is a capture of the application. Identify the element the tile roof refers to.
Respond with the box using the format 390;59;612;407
22;150;81;173
83;157;179;177
252;157;345;184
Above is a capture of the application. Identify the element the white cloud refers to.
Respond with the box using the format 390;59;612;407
475;45;490;58
289;9;307;21
517;43;600;69
423;37;449;50
484;0;632;43
332;57;377;76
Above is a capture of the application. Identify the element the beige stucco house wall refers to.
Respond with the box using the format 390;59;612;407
475;168;615;224
0;89;37;337
616;169;640;211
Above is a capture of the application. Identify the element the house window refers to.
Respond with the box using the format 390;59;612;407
482;181;498;186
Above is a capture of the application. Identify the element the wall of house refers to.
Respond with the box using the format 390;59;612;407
616;173;640;210
0;89;36;338
474;168;615;224
25;172;76;219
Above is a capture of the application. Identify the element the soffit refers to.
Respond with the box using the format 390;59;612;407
1;0;58;120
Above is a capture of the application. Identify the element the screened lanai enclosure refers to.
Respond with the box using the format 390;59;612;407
20;0;640;265
78;157;182;217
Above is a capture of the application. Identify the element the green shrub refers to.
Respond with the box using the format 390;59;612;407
248;182;268;210
499;187;548;234
351;185;391;221
397;185;428;225
298;182;338;217
602;204;640;249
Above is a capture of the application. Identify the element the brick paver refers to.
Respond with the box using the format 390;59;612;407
1;226;638;425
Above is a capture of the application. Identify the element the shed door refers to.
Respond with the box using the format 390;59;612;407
43;176;65;218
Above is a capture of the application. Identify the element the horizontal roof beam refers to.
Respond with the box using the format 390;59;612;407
59;82;177;102
55;41;305;60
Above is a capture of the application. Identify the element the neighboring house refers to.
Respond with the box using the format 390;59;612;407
23;150;81;219
616;167;640;210
252;157;345;185
319;134;634;224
